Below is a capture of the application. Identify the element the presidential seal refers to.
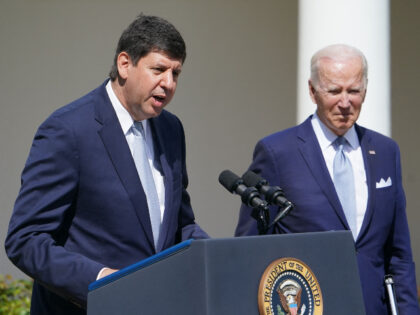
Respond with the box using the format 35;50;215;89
258;258;323;315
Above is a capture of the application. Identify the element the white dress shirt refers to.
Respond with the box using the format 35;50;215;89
311;113;367;237
106;81;165;222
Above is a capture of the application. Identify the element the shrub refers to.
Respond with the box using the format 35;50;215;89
0;274;32;315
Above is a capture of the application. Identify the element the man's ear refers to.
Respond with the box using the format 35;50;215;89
308;79;317;104
116;52;131;80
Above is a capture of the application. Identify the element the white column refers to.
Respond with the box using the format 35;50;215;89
297;0;390;136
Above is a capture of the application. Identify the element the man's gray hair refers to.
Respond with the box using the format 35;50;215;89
310;44;368;88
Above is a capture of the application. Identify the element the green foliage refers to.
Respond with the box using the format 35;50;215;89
0;274;32;315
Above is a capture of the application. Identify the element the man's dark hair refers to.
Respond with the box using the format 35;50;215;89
109;14;186;81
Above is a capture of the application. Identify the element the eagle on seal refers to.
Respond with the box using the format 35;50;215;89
276;282;302;315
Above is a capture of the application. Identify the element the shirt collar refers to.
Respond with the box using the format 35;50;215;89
311;112;359;150
105;80;149;135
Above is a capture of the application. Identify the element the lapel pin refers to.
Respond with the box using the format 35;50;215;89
369;150;376;155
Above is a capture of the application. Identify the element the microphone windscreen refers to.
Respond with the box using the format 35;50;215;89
218;170;241;193
242;170;263;187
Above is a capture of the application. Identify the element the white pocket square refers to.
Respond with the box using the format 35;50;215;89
376;177;392;188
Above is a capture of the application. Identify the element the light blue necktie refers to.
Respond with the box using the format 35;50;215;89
132;121;161;249
333;136;357;240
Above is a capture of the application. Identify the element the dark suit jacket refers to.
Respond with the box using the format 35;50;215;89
235;117;419;314
5;81;208;314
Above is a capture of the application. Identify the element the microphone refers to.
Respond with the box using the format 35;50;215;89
242;170;292;208
218;170;267;209
242;170;294;228
219;170;270;234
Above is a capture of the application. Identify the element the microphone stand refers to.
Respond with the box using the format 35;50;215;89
268;204;294;230
250;201;293;234
251;203;270;235
385;275;399;315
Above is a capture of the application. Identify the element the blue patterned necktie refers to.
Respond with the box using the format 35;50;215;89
333;136;357;240
132;121;161;249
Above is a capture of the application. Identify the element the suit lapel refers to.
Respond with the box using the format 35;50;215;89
149;116;175;252
355;125;376;241
297;118;350;230
94;83;155;250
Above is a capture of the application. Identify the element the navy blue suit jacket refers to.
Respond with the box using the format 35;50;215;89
235;117;419;314
5;81;208;314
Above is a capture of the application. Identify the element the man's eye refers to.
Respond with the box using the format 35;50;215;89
349;89;360;94
328;90;341;95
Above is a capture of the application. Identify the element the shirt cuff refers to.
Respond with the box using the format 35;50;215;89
96;267;108;280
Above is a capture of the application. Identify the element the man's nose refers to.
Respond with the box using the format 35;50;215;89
338;92;350;108
160;71;174;90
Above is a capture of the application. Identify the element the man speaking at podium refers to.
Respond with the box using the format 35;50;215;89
5;14;208;314
235;44;420;314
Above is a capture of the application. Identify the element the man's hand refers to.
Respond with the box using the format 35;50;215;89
97;268;119;279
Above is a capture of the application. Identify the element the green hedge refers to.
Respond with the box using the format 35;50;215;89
0;274;32;315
